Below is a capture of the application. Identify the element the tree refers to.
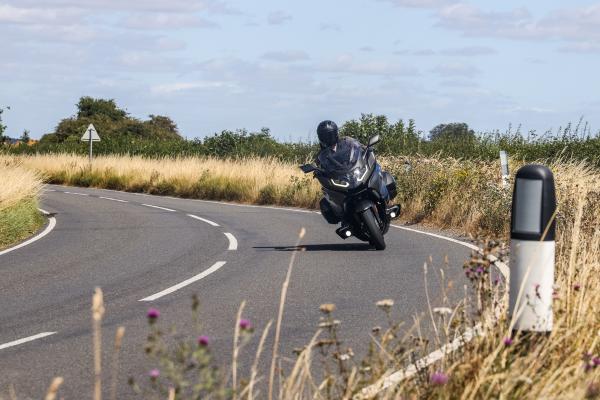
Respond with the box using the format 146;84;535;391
20;129;31;143
76;97;127;121
429;122;475;142
0;106;8;143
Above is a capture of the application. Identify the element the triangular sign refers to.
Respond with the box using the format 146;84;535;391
81;124;101;142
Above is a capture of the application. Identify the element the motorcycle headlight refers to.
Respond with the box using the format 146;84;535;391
330;178;350;188
354;165;369;182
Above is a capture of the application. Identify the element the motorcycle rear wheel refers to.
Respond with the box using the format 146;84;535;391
361;209;386;250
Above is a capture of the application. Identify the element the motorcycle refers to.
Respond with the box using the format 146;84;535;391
300;135;400;250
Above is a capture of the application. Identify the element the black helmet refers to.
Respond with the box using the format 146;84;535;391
317;120;338;147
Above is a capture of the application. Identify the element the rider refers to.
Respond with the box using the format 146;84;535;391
315;120;396;222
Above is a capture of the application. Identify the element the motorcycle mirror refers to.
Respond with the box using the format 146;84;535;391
300;164;317;173
367;135;380;147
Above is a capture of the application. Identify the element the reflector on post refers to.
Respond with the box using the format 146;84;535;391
509;164;556;332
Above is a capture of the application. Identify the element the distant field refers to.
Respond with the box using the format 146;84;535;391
0;163;44;249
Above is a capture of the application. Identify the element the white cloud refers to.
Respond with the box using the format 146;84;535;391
432;62;480;77
3;0;239;14
151;81;238;94
267;10;292;25
261;51;310;62
122;13;218;29
435;3;600;52
0;4;81;24
320;22;341;31
321;54;418;76
378;0;455;9
441;46;496;56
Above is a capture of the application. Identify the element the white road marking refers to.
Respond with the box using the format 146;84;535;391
139;261;227;302
99;196;129;203
187;214;220;227
0;210;57;257
0;332;57;351
43;189;56;192
224;233;238;250
63;191;89;196
141;204;176;212
391;224;510;278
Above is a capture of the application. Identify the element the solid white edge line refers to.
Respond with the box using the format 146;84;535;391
224;233;238;250
99;196;128;203
187;214;220;227
141;204;176;212
0;209;57;257
0;332;57;351
139;261;227;302
391;224;479;251
63;191;89;196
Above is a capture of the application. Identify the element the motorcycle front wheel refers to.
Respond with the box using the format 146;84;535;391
361;209;386;250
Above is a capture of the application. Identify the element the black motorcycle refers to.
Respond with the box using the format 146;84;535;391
300;135;399;250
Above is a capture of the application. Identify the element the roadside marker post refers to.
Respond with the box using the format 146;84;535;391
500;151;510;188
81;123;101;164
508;164;556;333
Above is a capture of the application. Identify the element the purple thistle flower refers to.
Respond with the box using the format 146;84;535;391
149;369;160;379
503;337;513;346
239;319;252;330
574;283;581;291
198;335;210;347
593;356;600;367
147;308;160;321
430;371;449;386
476;267;484;274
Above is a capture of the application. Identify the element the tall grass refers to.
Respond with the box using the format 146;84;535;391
0;161;44;248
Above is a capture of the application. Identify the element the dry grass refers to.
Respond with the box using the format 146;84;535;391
1;154;321;209
0;161;44;249
0;160;42;212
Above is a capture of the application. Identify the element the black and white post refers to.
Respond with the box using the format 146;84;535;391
508;164;557;332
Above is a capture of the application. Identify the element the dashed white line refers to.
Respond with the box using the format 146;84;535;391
187;214;220;227
63;191;89;196
0;332;57;351
224;233;238;250
141;204;176;212
139;261;227;302
99;196;128;203
0;210;57;257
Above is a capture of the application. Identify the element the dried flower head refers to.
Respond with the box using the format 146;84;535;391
433;307;453;316
376;299;394;310
319;303;336;314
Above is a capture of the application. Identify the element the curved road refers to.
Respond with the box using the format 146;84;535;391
0;185;472;398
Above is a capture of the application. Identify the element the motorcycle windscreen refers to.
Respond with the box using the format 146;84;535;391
319;139;364;175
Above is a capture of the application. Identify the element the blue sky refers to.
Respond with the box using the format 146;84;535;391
1;0;600;140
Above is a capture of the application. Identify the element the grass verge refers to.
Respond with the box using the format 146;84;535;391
0;197;45;249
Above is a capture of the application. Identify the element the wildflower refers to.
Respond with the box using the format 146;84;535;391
476;267;484;274
239;319;252;331
319;303;336;314
503;337;513;346
197;335;209;347
376;299;394;310
430;371;449;386
574;283;581;291
593;356;600;367
147;308;160;322
149;369;160;379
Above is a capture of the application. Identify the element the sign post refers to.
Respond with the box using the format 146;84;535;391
500;151;509;188
508;164;556;333
81;124;101;164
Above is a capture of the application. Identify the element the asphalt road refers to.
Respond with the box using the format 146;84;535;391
0;185;473;398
